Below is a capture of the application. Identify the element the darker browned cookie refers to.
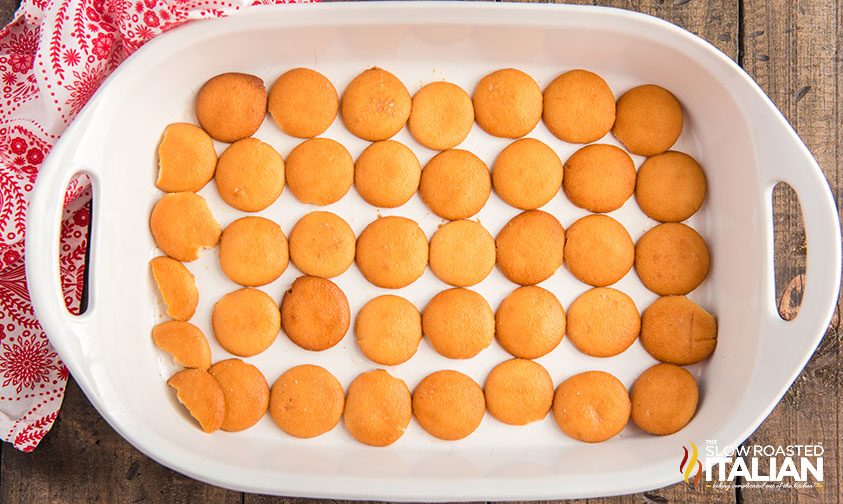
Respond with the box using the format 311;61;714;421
280;276;350;351
195;72;266;142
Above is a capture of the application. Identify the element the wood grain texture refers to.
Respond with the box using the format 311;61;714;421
0;380;242;504
0;0;839;503
510;0;739;59
0;0;17;25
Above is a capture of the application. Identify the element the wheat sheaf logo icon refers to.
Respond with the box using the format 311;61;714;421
680;441;704;490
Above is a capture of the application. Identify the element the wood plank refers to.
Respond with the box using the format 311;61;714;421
0;0;18;26
507;0;738;59
0;379;241;504
739;1;841;504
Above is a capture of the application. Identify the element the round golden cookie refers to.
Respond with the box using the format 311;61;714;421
150;256;198;321
212;288;280;357
356;216;428;289
473;69;542;138
341;67;411;141
641;296;717;365
195;72;266;143
268;68;338;138
422;288;494;359
408;81;474;150
495;286;565;359
484;359;553;426
566;288;640;358
543;69;616;144
635;151;707;222
495;210;566;285
208;358;270;432
552;371;630;443
354;140;421;208
167;368;225;433
412;370;485;440
269;364;344;438
564;214;634;287
285;138;353;205
613;84;683;156
355;295;422;366
419;149;491;220
344;370;412;447
635;223;710;295
280;276;350;351
219;216;289;287
152;320;211;370
150;192;221;262
563;144;636;213
631;363;699;435
492;138;564;210
428;220;495;287
156;123;217;192
288;211;355;278
215;138;285;212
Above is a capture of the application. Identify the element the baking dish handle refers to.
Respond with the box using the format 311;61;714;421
716;132;842;448
756;137;841;395
762;149;841;346
25;105;100;382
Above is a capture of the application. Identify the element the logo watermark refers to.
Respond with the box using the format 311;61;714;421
679;441;703;489
679;440;824;491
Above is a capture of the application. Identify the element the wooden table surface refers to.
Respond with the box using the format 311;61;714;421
1;0;840;503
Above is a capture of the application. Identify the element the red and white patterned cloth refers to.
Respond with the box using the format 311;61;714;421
0;0;313;452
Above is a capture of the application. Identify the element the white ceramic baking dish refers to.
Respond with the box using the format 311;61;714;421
26;2;841;500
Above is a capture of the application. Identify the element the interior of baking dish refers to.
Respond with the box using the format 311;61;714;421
27;3;840;500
